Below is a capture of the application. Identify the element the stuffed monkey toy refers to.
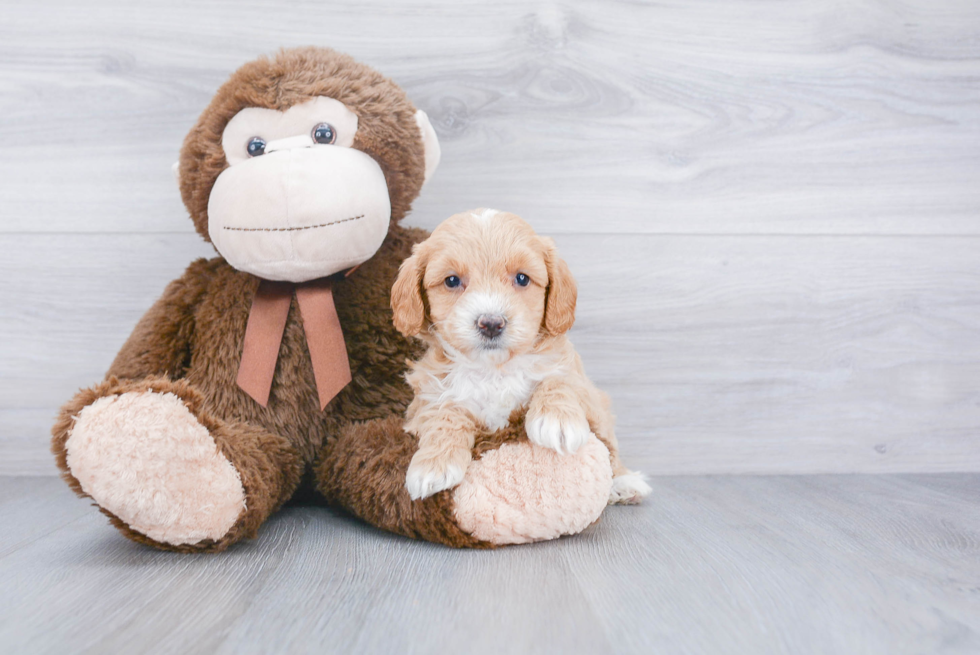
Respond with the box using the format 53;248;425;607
51;47;614;552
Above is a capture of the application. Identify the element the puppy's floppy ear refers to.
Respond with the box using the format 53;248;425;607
542;238;577;335
391;245;427;336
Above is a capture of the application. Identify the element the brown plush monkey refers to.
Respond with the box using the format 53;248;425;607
51;48;613;552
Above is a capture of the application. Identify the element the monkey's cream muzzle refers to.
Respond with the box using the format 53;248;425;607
200;96;440;410
208;136;391;283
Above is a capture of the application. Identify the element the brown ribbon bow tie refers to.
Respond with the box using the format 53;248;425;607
236;276;352;410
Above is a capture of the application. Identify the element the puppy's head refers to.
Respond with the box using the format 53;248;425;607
391;209;576;359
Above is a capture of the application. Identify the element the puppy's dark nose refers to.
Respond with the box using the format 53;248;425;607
477;315;507;339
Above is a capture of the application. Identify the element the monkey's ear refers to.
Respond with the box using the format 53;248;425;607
414;110;441;186
542;238;577;336
172;161;181;185
391;246;427;336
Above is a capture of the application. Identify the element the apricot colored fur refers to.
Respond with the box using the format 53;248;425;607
51;48;613;551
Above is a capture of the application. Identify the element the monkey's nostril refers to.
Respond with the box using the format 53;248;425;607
476;315;507;339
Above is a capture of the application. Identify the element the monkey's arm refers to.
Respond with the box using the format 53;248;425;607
314;411;614;548
107;258;215;380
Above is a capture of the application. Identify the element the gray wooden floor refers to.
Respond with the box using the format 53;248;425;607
2;2;980;652
2;474;978;654
3;0;980;476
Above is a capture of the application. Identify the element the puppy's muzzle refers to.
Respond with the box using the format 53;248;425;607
476;315;507;339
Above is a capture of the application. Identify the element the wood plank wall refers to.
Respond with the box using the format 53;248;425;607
2;0;979;475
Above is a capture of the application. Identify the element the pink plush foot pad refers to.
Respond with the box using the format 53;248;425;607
65;391;246;546
452;436;613;545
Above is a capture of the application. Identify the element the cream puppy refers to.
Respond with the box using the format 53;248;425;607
391;209;652;504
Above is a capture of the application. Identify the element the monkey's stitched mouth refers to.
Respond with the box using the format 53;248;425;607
223;214;364;232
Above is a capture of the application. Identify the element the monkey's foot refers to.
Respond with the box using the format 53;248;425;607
65;391;246;546
452;435;613;545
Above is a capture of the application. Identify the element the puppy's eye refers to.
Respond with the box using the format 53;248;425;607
515;273;531;287
312;122;336;145
444;275;462;289
246;137;266;157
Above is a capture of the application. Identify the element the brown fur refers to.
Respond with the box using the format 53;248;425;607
52;375;304;552
50;48;449;552
179;47;426;241
315;412;533;548
315;417;489;548
51;223;433;551
50;48;607;552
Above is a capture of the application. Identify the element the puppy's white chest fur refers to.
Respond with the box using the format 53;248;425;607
427;352;557;431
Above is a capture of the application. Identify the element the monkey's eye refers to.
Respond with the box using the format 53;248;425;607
246;137;266;157
312;122;336;145
444;275;462;289
515;273;531;287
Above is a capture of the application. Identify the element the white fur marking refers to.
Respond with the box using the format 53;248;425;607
444;290;539;360
419;348;563;431
609;471;653;505
470;208;499;222
526;413;591;455
405;460;465;500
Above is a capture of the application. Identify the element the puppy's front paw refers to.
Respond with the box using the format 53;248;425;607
526;409;592;455
405;451;467;500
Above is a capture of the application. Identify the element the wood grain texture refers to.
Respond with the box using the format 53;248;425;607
0;0;978;235
1;474;978;654
1;0;980;475
3;233;978;475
